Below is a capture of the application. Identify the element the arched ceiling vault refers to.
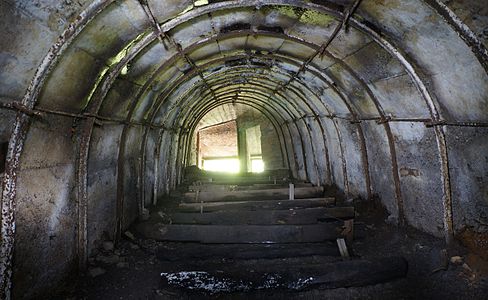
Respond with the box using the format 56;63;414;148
1;0;488;297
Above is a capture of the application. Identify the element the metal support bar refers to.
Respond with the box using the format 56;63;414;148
4;100;485;129
0;101;180;130
279;112;488;127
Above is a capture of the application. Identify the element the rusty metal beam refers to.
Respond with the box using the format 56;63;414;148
2;99;485;129
423;0;488;73
74;30;153;273
0;101;179;129
136;0;224;216
353;18;455;244
262;0;363;99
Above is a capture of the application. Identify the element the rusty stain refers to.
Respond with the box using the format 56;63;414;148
399;167;420;177
458;228;488;261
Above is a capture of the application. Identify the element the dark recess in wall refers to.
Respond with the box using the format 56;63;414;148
0;141;7;173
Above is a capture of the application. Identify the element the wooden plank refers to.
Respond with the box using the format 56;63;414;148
337;238;350;258
137;223;343;243
157;242;340;261
177;197;336;212
182;186;324;203
166;207;354;225
160;257;408;292
188;182;313;192
192;175;294;184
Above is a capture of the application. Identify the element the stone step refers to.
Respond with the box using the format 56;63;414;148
165;207;354;225
136;223;345;243
177;197;336;212
182;186;324;203
156;242;341;261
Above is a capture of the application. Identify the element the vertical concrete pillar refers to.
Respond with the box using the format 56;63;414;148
237;123;248;173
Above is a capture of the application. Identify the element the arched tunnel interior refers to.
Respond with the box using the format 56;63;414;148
1;0;488;298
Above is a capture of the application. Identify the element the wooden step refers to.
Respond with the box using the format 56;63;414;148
188;182;313;192
162;255;343;271
157;242;341;261
160;256;408;292
177;197;335;212
136;223;344;243
166;207;354;225
193;177;289;184
182;186;324;203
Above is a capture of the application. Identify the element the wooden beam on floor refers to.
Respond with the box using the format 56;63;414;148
156;242;341;261
166;207;354;225
182;186;324;203
160;256;408;292
137;223;344;243
177;197;336;212
188;182;313;192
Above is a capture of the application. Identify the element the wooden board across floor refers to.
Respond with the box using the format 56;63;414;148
182;186;324;203
188;182;313;192
191;178;293;185
156;242;341;261
160;256;408;292
137;223;344;243
177;197;336;212
167;207;354;225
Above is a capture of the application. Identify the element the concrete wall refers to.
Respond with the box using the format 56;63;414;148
13;116;77;298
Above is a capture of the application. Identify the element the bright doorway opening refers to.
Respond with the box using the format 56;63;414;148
202;157;240;173
250;156;265;173
197;121;240;173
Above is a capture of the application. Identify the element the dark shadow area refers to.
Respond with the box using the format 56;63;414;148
0;141;8;173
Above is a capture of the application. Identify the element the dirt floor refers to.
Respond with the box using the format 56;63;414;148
53;200;488;300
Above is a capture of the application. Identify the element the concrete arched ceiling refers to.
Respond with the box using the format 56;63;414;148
1;0;487;298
